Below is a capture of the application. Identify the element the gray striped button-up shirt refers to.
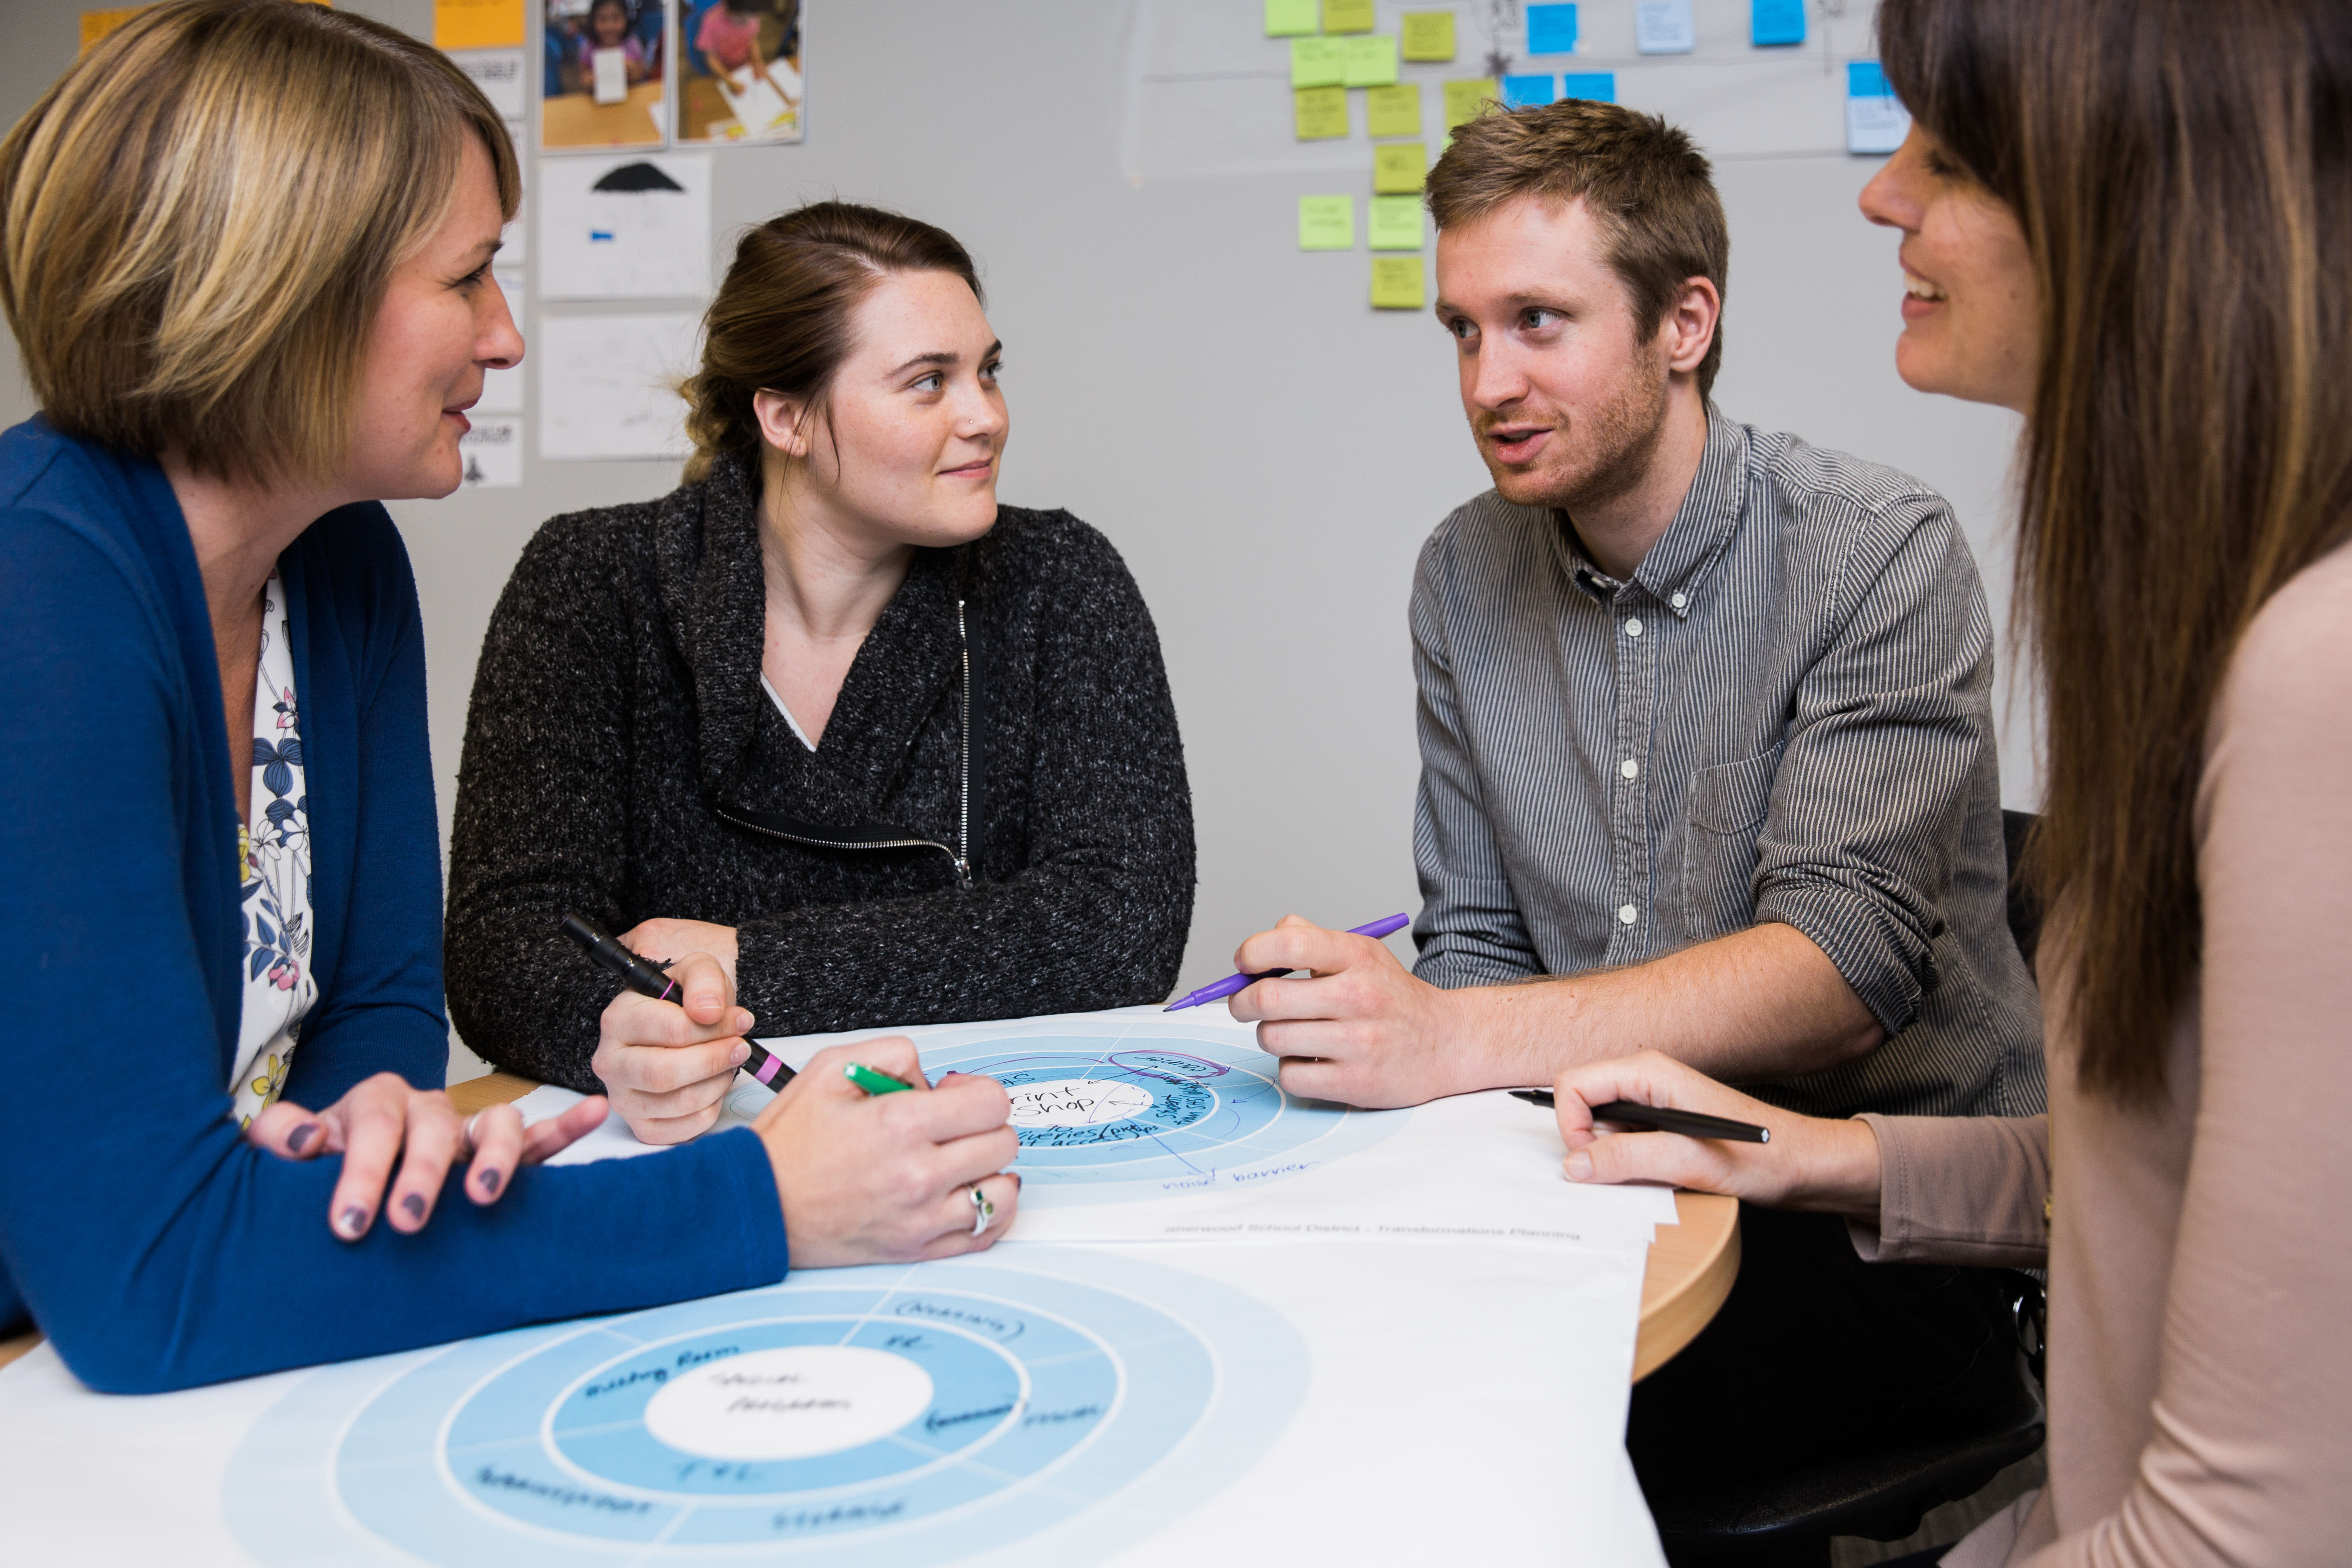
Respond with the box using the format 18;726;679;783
1410;410;2044;1119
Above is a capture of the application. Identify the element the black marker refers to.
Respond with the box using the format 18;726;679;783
560;913;796;1091
1508;1089;1769;1144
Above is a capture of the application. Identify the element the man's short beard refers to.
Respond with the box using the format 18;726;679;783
1488;351;1671;516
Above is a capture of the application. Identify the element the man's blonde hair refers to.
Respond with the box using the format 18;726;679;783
0;0;520;486
1428;100;1728;397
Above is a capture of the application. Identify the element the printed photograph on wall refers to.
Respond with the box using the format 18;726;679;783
676;0;801;144
541;0;668;151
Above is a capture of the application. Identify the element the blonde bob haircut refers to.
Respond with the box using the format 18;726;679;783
0;0;520;487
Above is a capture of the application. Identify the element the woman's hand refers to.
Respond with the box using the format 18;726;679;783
620;918;739;983
592;949;754;1144
245;1075;611;1239
1552;1051;1884;1216
751;1038;1020;1266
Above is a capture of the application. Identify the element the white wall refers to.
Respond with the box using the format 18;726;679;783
0;2;2034;1080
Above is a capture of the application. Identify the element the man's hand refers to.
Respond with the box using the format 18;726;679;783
1226;915;1490;1107
592;950;754;1144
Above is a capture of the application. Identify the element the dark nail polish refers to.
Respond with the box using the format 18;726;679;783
338;1207;368;1237
478;1167;502;1196
287;1123;316;1154
401;1193;426;1221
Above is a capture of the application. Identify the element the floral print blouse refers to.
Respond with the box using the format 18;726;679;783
229;571;316;1128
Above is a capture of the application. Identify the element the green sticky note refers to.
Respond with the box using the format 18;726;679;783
1371;255;1426;309
1339;33;1399;87
1294;85;1350;140
1368;194;1424;249
1299;194;1355;250
1290;36;1346;87
1373;140;1427;193
1322;0;1375;33
1401;11;1457;60
1444;78;1498;128
1264;0;1319;36
1365;81;1421;137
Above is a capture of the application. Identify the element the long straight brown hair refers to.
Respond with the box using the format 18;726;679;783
1881;0;2352;1102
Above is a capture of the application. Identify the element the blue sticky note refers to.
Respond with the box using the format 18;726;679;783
1560;71;1616;103
1751;0;1804;47
1501;74;1557;108
1846;60;1909;155
1526;3;1578;55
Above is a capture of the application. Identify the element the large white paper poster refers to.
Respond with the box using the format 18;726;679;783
0;1240;1662;1566
537;151;712;301
537;312;699;461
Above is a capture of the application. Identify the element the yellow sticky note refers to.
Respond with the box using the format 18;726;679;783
1339;34;1400;87
1372;256;1427;309
1300;195;1356;250
79;6;147;49
1401;11;1457;60
433;0;522;50
1290;36;1347;88
1322;0;1376;33
1294;86;1350;140
1444;78;1500;128
1365;82;1422;138
1373;141;1428;194
1265;0;1319;36
1369;194;1425;249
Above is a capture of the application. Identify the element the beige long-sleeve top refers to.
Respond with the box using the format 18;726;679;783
1845;546;2352;1567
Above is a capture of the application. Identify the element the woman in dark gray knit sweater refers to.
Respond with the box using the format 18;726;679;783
445;203;1194;1138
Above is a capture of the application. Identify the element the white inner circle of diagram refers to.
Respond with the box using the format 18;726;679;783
641;1346;935;1460
1006;1078;1156;1129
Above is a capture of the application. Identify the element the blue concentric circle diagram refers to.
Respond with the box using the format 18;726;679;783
225;1250;1307;1567
868;1025;1405;1204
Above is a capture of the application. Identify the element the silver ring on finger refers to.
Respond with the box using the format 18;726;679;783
967;1181;997;1238
463;1110;487;1152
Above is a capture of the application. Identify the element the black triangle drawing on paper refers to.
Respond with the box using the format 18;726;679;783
591;161;685;194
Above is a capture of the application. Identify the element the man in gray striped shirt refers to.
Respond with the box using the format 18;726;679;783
1232;102;2045;1512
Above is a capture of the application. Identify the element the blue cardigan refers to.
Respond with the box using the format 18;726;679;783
0;419;790;1392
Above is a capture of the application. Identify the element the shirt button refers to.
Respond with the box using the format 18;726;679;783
1624;617;1644;637
1617;904;1638;925
1620;758;1639;779
1671;592;1687;610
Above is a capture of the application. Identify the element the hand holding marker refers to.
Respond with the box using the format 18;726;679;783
1165;912;1414;1011
560;913;796;1090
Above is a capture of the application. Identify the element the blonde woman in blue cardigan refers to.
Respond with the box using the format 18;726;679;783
0;0;1018;1394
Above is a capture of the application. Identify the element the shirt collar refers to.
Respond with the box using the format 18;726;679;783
1553;406;1748;618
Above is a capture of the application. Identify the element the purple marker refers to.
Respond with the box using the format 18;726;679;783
560;912;795;1088
1164;912;1413;1011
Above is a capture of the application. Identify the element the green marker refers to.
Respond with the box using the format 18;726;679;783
844;1061;915;1096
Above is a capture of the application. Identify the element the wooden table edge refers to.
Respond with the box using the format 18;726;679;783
1634;1190;1740;1381
0;1078;1741;1385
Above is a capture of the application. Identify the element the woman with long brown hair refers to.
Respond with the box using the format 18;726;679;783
1548;0;2352;1560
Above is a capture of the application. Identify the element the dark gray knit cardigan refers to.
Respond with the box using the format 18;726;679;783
443;454;1196;1092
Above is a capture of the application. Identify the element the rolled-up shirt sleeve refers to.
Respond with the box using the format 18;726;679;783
1752;497;1995;1036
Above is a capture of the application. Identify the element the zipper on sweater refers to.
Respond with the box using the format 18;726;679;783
714;600;975;889
955;599;973;889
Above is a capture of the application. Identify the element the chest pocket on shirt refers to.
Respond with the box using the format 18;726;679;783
1680;743;1783;942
